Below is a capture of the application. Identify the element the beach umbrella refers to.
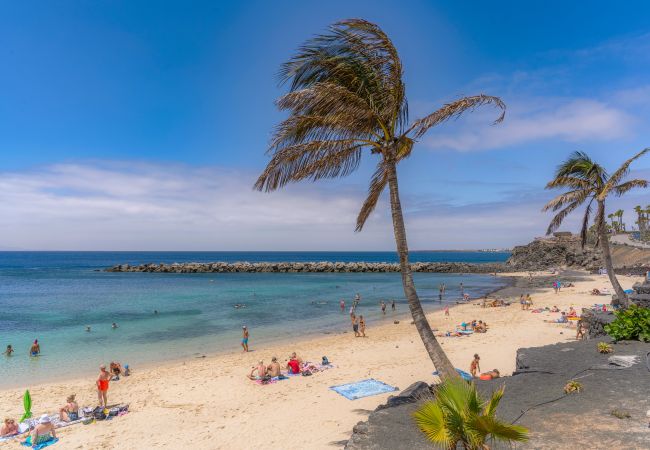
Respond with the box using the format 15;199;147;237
20;389;32;423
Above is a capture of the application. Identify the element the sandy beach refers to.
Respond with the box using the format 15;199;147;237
0;270;641;449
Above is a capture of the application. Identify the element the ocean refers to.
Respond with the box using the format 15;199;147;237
0;251;509;387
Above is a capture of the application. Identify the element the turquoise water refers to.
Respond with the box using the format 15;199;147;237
0;252;508;388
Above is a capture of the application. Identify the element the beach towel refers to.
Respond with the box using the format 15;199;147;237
624;289;634;294
22;437;59;450
329;379;398;400
456;329;473;335
432;368;473;382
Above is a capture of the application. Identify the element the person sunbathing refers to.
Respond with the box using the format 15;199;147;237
1;417;19;437
545;312;568;323
480;369;500;380
567;307;577;318
591;288;601;295
59;394;79;422
248;360;267;380
550;305;560;312
267;357;281;377
475;321;487;333
26;415;57;447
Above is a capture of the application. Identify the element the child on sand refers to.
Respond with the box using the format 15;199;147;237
444;306;449;316
470;354;481;377
241;326;249;352
359;315;366;337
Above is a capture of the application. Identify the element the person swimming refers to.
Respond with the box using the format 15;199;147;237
30;340;40;356
3;345;13;356
111;322;118;329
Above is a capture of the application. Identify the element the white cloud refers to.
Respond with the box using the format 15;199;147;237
425;98;633;152
0;161;558;250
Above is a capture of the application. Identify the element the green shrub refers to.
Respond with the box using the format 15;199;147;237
604;304;650;342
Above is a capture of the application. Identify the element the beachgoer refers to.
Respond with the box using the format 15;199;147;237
59;394;79;422
241;326;249;352
353;316;360;337
519;294;525;310
85;325;91;332
470;354;481;377
481;369;500;379
553;281;558;294
567;306;577;318
0;418;19;437
381;301;386;315
444;306;449;316
27;415;56;447
460;282;464;297
391;300;396;311
267;357;281;377
550;305;560;312
248;360;267;380
545;312;568;323
576;321;587;340
286;356;301;374
111;322;118;329
3;345;13;356
525;294;533;310
29;340;40;356
154;310;158;315
124;365;131;376
110;361;123;380
290;352;303;365
340;299;345;312
96;364;111;408
359;315;366;337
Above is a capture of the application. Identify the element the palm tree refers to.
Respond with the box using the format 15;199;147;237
616;209;625;232
543;149;649;306
254;19;505;380
413;378;528;449
607;213;616;232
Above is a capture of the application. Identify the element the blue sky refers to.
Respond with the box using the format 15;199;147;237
1;1;649;250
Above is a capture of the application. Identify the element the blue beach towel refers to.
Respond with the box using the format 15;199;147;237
624;289;634;294
432;368;473;381
330;379;398;400
22;437;59;450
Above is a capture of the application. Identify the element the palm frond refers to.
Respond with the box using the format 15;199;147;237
254;140;366;191
413;401;455;447
544;175;592;190
472;416;529;443
356;162;388;231
482;386;504;417
407;95;505;139
613;179;648;197
579;199;594;247
546;201;581;235
542;189;590;212
599;148;649;199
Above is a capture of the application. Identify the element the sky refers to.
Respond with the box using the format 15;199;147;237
1;0;649;250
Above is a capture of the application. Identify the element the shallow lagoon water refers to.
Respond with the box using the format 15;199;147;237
0;252;508;387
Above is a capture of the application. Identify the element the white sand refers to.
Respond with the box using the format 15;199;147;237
0;271;640;449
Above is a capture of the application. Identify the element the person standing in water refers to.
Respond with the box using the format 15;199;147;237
3;345;13;356
96;365;111;408
339;299;345;312
460;282;464;298
241;326;249;352
391;300;396;311
380;301;387;315
29;340;40;356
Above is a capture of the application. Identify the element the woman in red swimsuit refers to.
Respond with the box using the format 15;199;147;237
96;365;111;408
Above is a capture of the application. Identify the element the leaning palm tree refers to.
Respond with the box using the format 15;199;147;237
254;19;505;379
543;149;649;306
413;378;528;449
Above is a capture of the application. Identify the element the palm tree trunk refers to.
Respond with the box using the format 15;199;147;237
385;160;458;380
597;201;628;306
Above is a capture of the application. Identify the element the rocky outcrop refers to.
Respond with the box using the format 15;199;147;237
106;261;507;274
506;237;603;271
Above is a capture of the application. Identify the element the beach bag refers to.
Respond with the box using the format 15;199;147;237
93;407;107;420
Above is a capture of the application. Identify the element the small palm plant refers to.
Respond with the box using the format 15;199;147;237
413;379;528;449
563;380;582;394
597;342;613;354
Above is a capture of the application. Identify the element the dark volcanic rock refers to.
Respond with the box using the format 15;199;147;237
506;236;602;271
345;340;650;449
106;261;508;274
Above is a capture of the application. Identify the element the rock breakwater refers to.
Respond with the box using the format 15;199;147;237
106;261;506;274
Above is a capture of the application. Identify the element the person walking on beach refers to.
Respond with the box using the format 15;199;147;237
381;301;386;315
340;299;345;312
470;354;481;378
352;316;360;337
359;315;366;337
96;365;111;408
444;306;449;317
391;300;396;311
29;340;40;357
3;345;13;356
241;326;249;352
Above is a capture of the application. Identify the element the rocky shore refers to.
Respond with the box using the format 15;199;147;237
106;261;506;274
